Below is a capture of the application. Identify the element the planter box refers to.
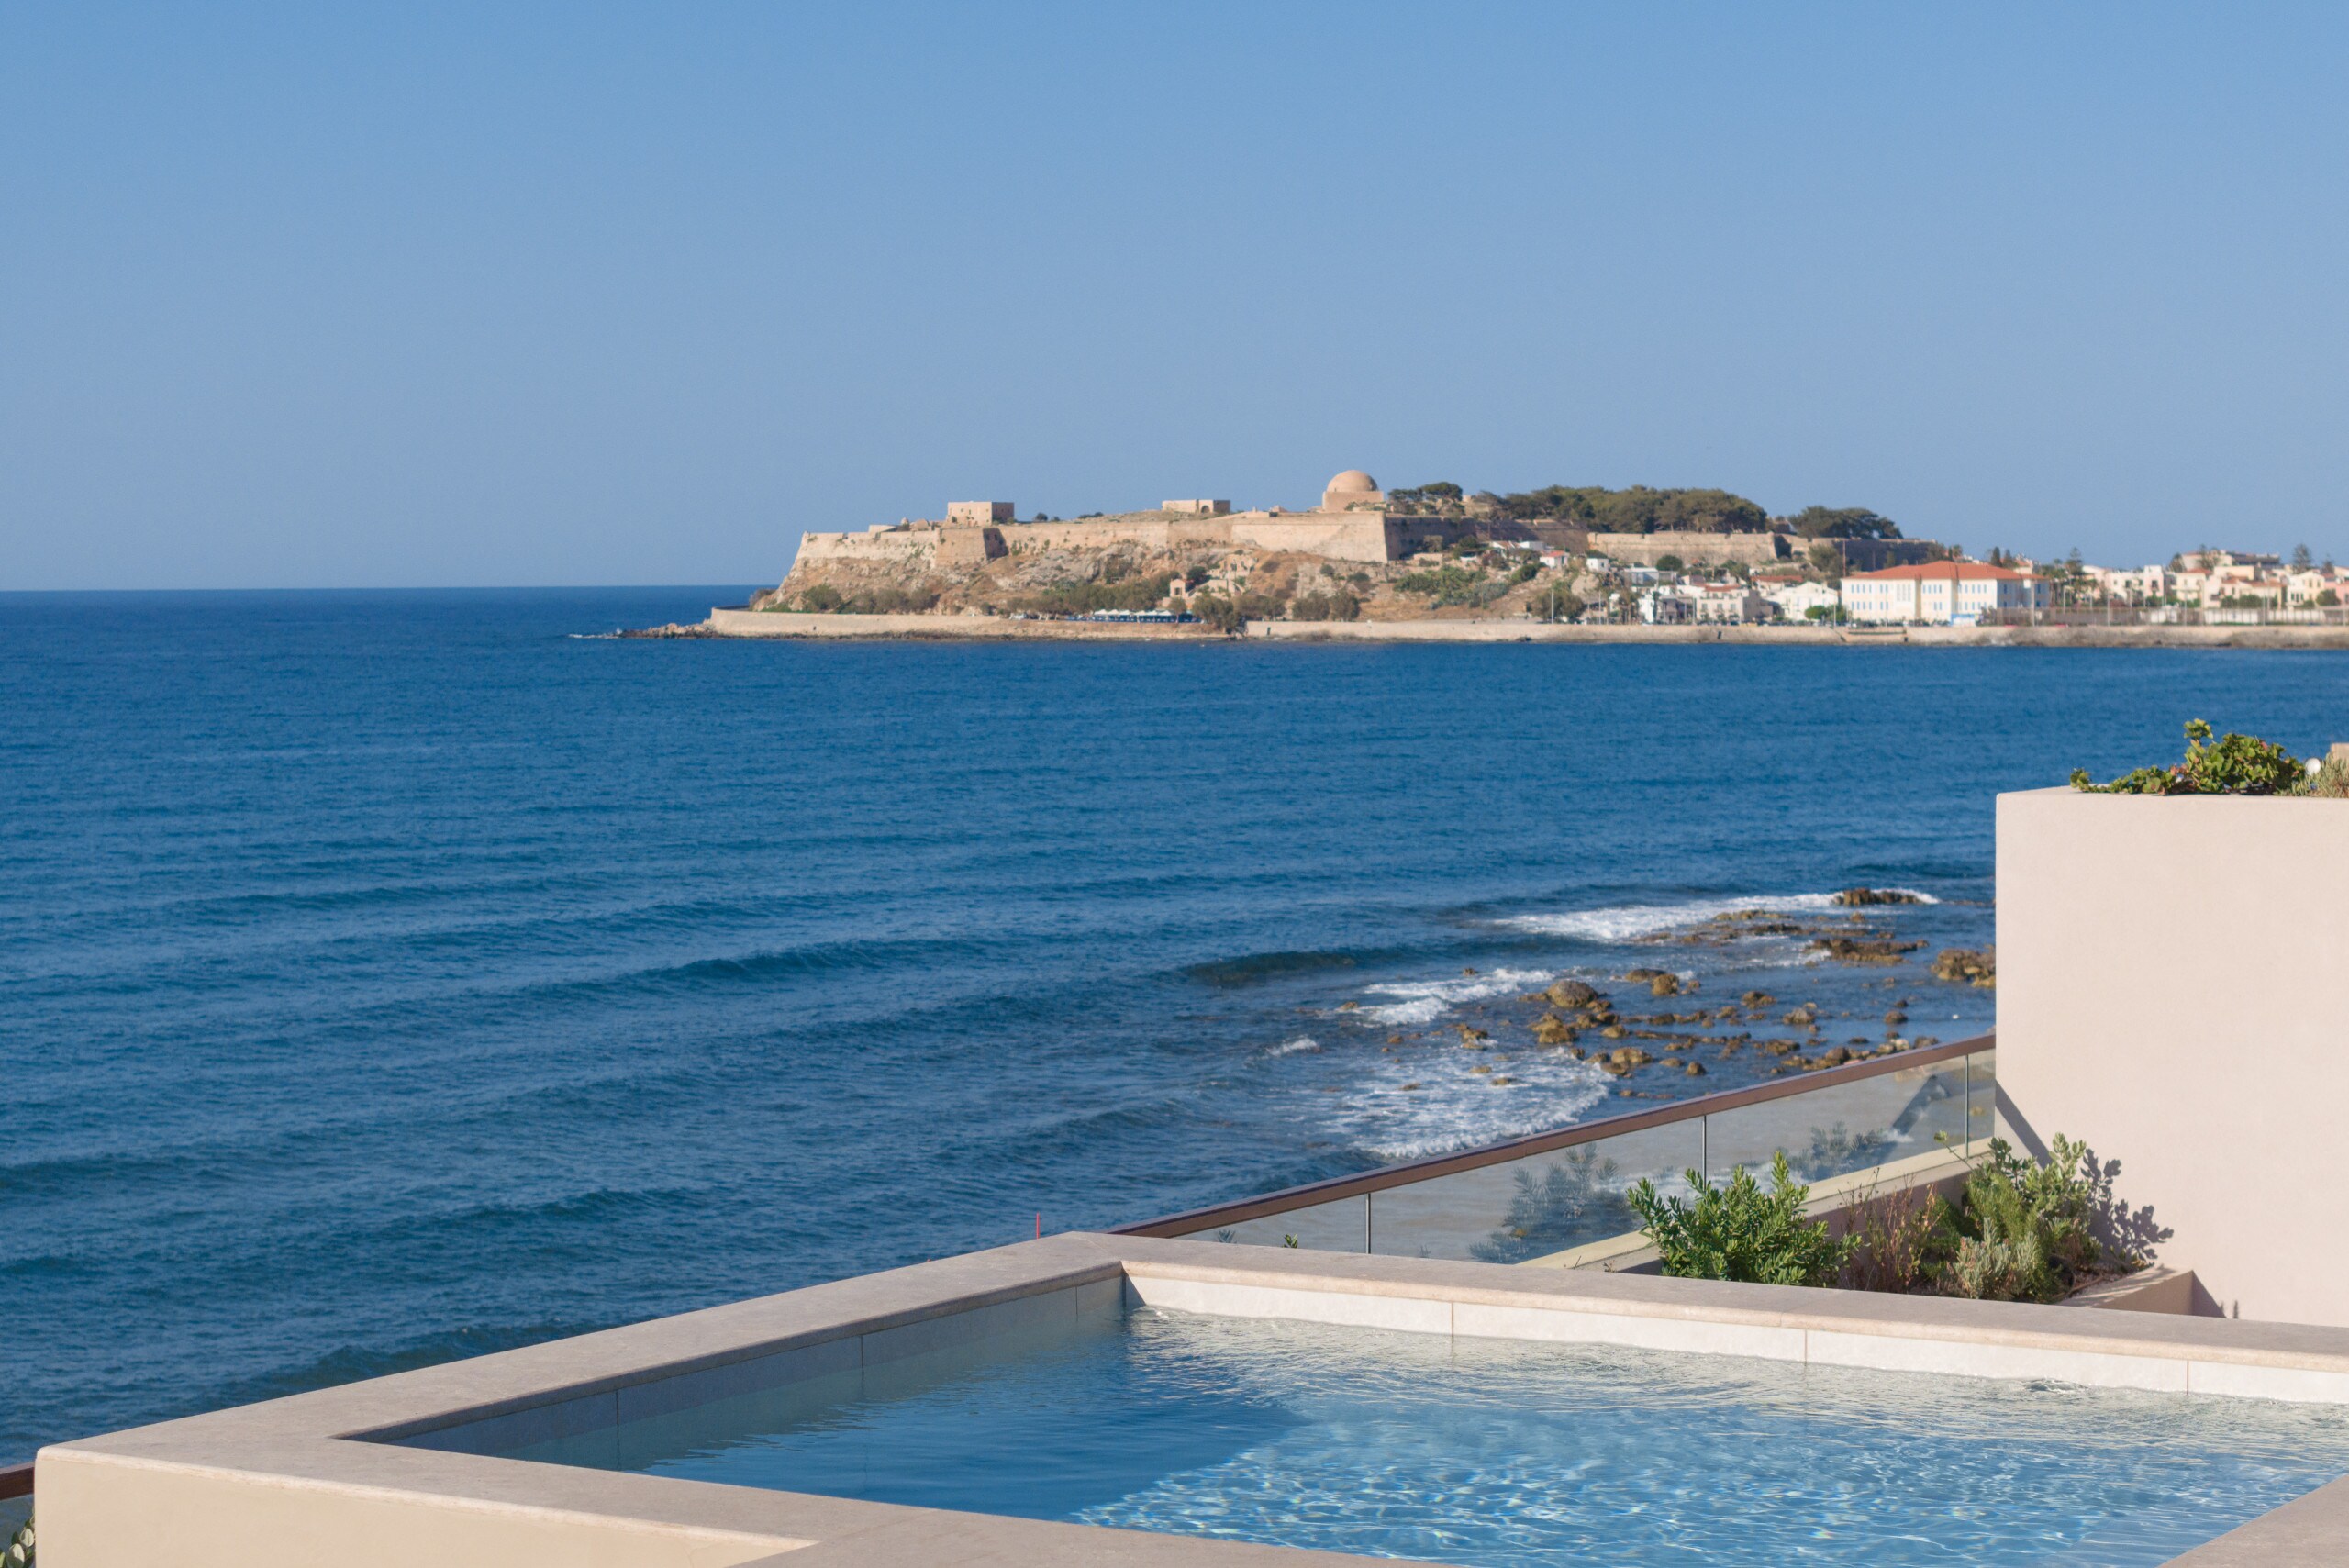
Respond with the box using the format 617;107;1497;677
1998;787;2349;1327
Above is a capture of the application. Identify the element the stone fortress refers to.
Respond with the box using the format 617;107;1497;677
785;470;1487;573
776;468;1798;581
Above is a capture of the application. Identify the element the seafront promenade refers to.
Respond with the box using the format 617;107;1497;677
696;608;2349;648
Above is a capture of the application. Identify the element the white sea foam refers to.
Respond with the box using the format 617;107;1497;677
1358;967;1556;1027
1266;1035;1321;1057
1347;1052;1615;1163
1499;890;1937;943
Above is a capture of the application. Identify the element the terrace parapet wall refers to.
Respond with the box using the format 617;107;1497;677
1997;787;2349;1327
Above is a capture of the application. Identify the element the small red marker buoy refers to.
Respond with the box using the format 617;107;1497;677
1036;1211;1042;1239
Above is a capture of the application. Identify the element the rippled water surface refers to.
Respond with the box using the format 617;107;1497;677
6;587;2347;1458
633;1309;2349;1565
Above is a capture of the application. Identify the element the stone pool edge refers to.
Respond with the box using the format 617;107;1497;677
36;1232;2349;1567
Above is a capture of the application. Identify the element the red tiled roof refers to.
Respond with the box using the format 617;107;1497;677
1843;562;2038;582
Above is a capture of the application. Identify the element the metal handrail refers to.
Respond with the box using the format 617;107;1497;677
1116;1032;1993;1238
0;1461;28;1499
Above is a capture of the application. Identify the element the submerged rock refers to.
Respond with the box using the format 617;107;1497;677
1834;888;1926;906
1809;936;1924;965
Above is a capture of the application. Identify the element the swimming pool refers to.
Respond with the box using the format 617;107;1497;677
588;1307;2349;1566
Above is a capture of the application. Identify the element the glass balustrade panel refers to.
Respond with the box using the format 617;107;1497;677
1366;1119;1703;1264
1174;1194;1368;1253
1703;1056;1975;1190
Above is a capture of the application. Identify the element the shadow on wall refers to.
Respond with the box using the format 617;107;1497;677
2001;1084;2186;1304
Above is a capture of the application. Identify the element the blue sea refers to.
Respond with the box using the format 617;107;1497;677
5;587;2345;1463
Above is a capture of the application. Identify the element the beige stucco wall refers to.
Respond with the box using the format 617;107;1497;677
1997;788;2349;1327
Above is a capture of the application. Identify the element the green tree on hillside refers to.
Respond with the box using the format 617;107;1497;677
1788;506;1902;540
1491;485;1769;534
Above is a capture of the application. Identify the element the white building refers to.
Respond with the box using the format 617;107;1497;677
1764;581;1841;620
2285;569;2348;606
1839;562;2052;624
2090;565;2168;602
1693;584;1772;623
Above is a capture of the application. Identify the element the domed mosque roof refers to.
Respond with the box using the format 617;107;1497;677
1326;469;1378;494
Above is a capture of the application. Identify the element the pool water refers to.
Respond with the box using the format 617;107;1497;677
616;1310;2349;1565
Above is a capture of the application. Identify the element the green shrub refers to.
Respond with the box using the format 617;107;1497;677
840;586;939;614
1654;554;1685;573
796;584;844;612
1507;562;1538;585
1190;594;1245;633
1396;564;1480;597
1022;574;1172;617
1941;1136;2101;1303
2070;718;2309;795
1628;1151;1851;1286
1193;591;1286;633
1290;590;1361;622
6;1514;28;1568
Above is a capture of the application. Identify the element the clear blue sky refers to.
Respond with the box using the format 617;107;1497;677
5;4;2345;589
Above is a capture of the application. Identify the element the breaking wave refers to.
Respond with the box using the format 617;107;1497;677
1497;890;1938;943
1347;1054;1614;1163
1358;967;1557;1027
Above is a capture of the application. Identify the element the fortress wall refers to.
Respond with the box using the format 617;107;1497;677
1384;516;1481;556
936;527;1005;565
1228;514;1393;562
999;518;1180;552
1588;531;1792;566
795;529;940;564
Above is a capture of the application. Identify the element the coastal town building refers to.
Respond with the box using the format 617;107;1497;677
1765;581;1841;620
1637;586;1696;624
2288;568;2348;605
1839;561;2052;624
1693;584;1772;623
2089;564;2168;602
945;501;1016;525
